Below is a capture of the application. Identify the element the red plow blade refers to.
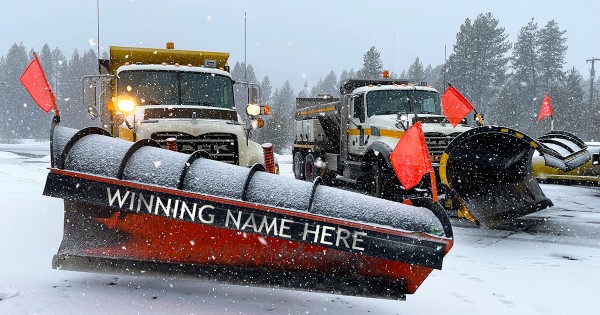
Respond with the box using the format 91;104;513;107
44;126;453;300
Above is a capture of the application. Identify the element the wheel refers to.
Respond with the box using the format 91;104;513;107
367;159;386;198
293;151;305;180
304;153;317;182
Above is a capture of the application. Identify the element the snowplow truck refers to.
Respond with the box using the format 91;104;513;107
83;43;270;169
293;79;591;227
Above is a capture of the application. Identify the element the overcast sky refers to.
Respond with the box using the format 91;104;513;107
3;0;599;91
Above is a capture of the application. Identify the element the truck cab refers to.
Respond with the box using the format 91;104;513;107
85;44;269;168
347;84;470;163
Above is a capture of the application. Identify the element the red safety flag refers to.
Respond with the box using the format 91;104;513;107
390;121;433;190
537;94;553;122
20;53;55;113
441;85;474;127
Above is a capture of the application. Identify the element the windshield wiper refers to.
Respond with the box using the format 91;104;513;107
182;101;214;106
377;110;400;115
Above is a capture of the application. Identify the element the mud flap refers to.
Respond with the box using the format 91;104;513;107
440;126;589;227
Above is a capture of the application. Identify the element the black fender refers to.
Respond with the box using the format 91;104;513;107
364;141;394;168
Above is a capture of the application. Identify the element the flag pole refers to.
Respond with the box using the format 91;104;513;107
50;89;60;124
419;127;438;203
429;170;438;203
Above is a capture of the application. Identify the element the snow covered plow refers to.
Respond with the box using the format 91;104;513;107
440;126;590;227
43;126;453;300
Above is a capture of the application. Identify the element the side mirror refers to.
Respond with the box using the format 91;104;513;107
248;84;260;105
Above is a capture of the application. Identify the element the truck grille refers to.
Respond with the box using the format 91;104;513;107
424;132;461;162
151;132;239;164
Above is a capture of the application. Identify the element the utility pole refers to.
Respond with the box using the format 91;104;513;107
587;57;600;108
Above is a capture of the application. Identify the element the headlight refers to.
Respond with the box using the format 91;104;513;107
246;104;261;116
117;99;136;113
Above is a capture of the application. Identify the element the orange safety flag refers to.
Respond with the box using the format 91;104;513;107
441;85;474;127
390;121;433;190
20;53;55;113
537;94;553;122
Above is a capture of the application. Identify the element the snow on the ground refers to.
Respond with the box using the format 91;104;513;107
0;146;598;314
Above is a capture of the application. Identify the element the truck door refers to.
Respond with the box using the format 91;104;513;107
348;94;367;155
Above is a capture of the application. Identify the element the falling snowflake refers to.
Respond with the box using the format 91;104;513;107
257;237;268;245
89;38;97;46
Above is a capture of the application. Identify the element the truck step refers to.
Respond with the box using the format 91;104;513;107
344;160;364;166
333;177;358;185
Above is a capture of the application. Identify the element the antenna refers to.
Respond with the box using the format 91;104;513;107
244;12;247;84
392;32;395;75
443;45;447;87
97;0;101;74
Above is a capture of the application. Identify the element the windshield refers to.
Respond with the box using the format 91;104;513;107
366;90;441;117
117;70;235;109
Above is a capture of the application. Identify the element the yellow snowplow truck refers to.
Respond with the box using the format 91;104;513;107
293;79;591;227
82;43;270;169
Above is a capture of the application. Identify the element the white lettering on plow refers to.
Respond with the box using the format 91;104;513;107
106;188;366;251
302;223;366;251
107;188;214;224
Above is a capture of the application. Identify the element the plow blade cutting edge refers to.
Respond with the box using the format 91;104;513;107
440;126;590;227
43;126;453;300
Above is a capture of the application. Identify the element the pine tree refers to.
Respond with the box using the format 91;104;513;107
538;20;567;90
51;48;66;102
39;44;55;89
492;77;525;129
3;43;30;139
446;13;511;111
298;81;309;98
310;78;323;96
321;71;338;97
357;47;383;79
513;19;540;98
549;67;585;137
407;57;425;83
0;55;9;141
263;82;295;153
259;75;272;105
338;69;349;90
347;68;355;79
495;19;541;129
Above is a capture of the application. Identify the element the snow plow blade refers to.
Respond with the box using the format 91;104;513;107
440;126;590;227
43;126;453;300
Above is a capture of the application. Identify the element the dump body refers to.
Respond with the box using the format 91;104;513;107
293;80;591;227
44;125;453;300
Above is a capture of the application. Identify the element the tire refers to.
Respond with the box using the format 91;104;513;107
293;151;305;180
304;153;317;182
367;159;386;198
